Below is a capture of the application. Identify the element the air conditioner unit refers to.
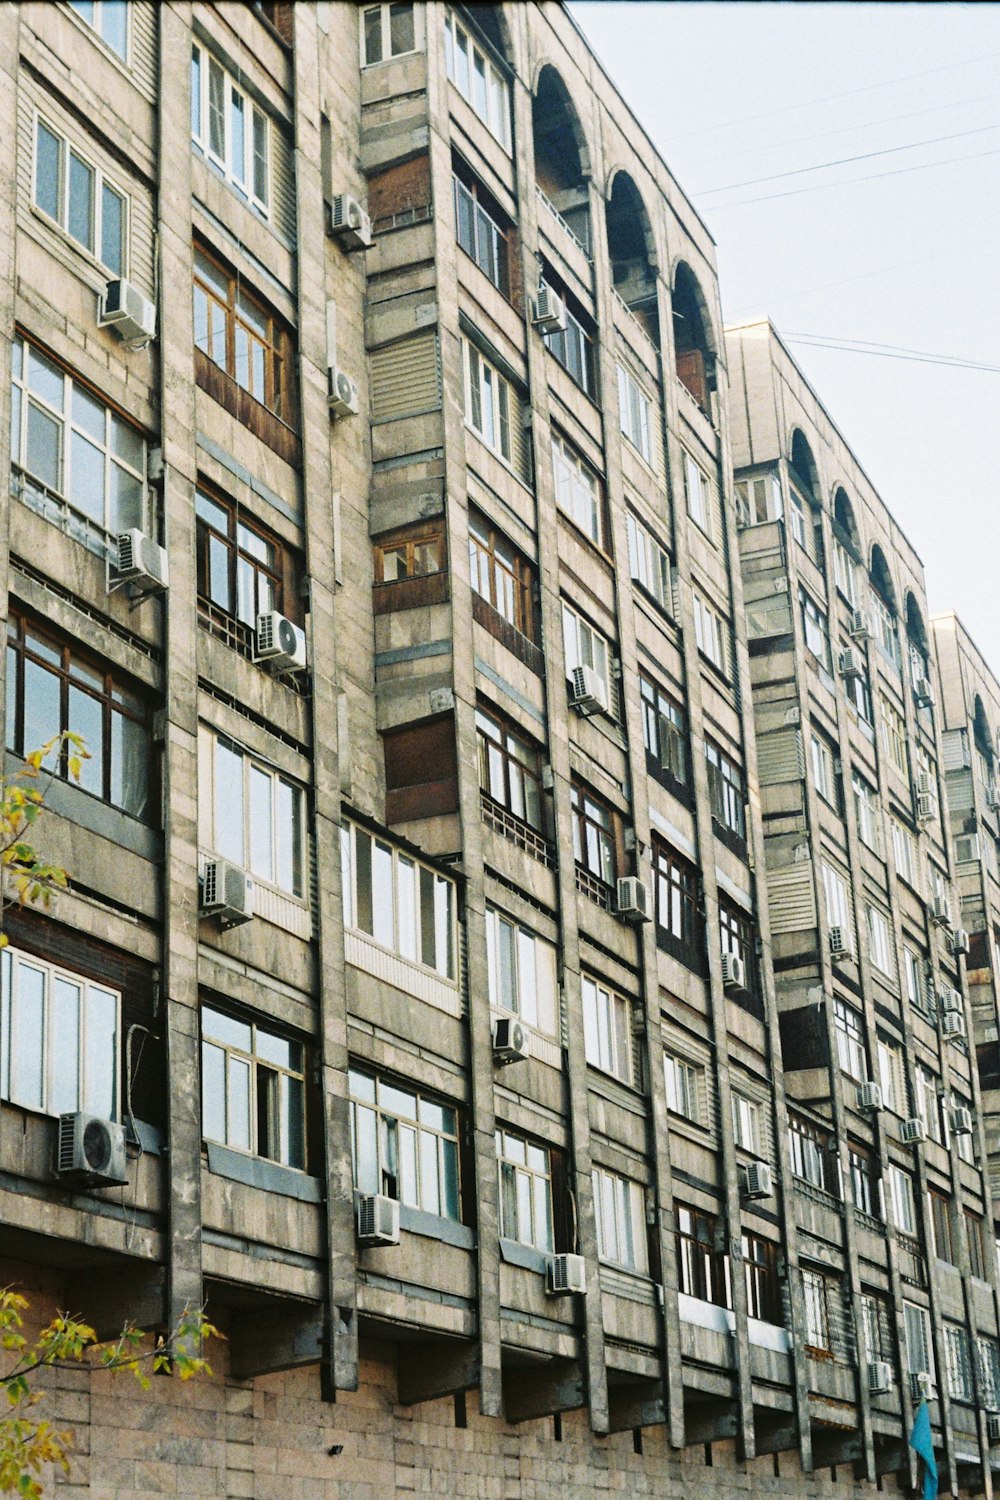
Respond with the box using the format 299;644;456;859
986;1414;1000;1445
547;1252;586;1296
913;676;934;709
116;529;168;592
949;1105;973;1136
569;663;608;717
356;1193;400;1246
829;925;854;961
856;1081;883;1112
939;987;963;1014
929;894;951;927
616;876;651;923
867;1360;894;1395
915;772;935;797
986;780;1000;812
200;858;254;927
533;285;568;334
910;1371;934;1403
721;953;747;992
328;365;360;418
55;1112;128;1188
492;1015;527;1065
739;1160;773;1200
940;1012;966;1041
951;927;970;956
98;278;156;345
328;193;372;250
848;610;872;641
839;648;864;680
254;611;308;674
900;1117;926;1145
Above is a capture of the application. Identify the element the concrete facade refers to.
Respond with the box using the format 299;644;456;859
0;5;997;1497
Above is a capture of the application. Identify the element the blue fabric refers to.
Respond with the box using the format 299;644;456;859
909;1399;938;1500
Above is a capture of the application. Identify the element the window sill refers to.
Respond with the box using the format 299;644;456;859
205;1141;320;1202
499;1238;549;1273
481;795;554;867
4;753;159;858
29;203;123;290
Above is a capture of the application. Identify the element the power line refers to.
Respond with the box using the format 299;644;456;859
784;335;1000;373
707;143;1000;209
696;121;1000;196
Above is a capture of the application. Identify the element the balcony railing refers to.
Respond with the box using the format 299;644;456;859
575;864;614;911
535;184;591;259
481;795;555;868
12;466;112;563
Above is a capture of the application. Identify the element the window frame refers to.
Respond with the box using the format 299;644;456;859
866;904;894;979
32;113;129;276
561;601;612;704
833;996;867;1082
676;1203;730;1307
626;511;673;615
468;512;535;640
68;1;130;61
496;1127;554;1251
373;521;446;585
693;591;728;676
201;730;306;900
582;974;634;1086
743;1232;781;1323
444;8;512;151
190;43;271;215
616;362;652;464
652;839;701;967
664;1052;703;1125
788;1112;839;1195
475;705;544;833
571;781;618;890
349;1066;461;1220
720;900;757;995
551;431;605;549
798;587;831;671
684;450;713;539
360;2;420;66
462;337;514;465
453;165;510;296
485;905;558;1035
195;484;287;647
802;1268;831;1352
341;819;457;981
542;279;596;397
593;1166;648;1273
193;245;294;423
706;739;746;843
202;1002;307;1170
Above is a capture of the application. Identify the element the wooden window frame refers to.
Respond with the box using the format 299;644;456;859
372;520;447;613
571;780;619;894
640;674;688;793
653;838;702;969
469;511;536;643
475;704;544;834
193;243;297;436
195;483;293;653
675;1204;730;1306
453;164;510;297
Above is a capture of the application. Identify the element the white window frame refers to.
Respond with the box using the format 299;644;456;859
852;770;879;851
821;861;852;939
810;732;836;805
945;1324;974;1403
684;450;712;538
191;43;270;217
904;1300;934;1378
444;9;511;151
497;1128;553;1250
33;114;129;276
462;337;513;465
888;1164;916;1235
625;512;672;612
877;1038;905;1115
552;431;604;548
892;819;917;886
485;905;558;1035
341;820;457;981
202;1004;306;1170
68;1;129;61
866;905;894;978
616;362;652;464
0;944;120;1122
735;472;783;527
360;2;421;66
562;601;611;700
201;729;306;900
731;1092;760;1153
664;1053;702;1125
582;974;633;1085
802;1268;830;1350
350;1067;461;1220
832;536;858;604
693;591;728;675
592;1166;648;1273
881;696;908;775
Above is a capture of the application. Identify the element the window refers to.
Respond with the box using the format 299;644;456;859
849;1144;878;1216
832;536;858;604
361;2;418;64
200;732;304;897
966;1211;987;1280
69;1;128;58
33;117;127;274
904;947;927;1014
562;602;611;704
6;612;151;819
373;522;445;583
871;593;900;671
583;975;634;1085
496;1129;552;1250
852;771;879;852
891;819;917;886
731;1092;760;1153
844;660;873;723
571;783;616;889
653;840;701;964
542;280;596;396
735;472;783;527
593;1168;648;1272
191;44;270;214
676;1205;729;1305
978;1339;1000;1406
877;1037;906;1115
802;1269;830;1351
444;9;511;149
194;247;294;422
833;997;867;1081
684;451;713;538
664;1053;702;1124
881;697;908;776
888;1165;916;1236
706;741;746;842
626;512;672;613
485;907;557;1034
476;707;543;831
350;1069;460;1219
552;432;605;548
915;1063;941;1143
720;901;757;995
950;1095;975;1164
928;1191;954;1263
462;337;515;464
693;592;728;676
202;1005;305;1169
904;1301;934;1378
788;1113;839;1195
743;1233;781;1322
341;821;456;979
640;676;687;788
453;166;509;295
195;487;285;641
799;589;831;670
866;905;894;978
0;945;118;1120
945;1325;974;1403
469;513;535;639
788;489;807;551
861;1293;891;1364
821;862;852;941
810;732;837;806
617;363;652;463
10;336;147;537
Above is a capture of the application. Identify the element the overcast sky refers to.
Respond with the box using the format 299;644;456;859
570;1;1000;672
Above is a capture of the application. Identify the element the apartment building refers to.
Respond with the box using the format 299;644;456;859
0;3;996;1497
730;318;1000;1493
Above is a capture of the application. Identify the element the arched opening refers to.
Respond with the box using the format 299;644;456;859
532;65;590;253
790;430;819;504
672;261;715;416
831;488;861;602
870;545;897;613
869;544;900;669
973;695;993;771
605;170;659;346
904;591;930;692
787;431;823;566
466;3;511;62
833;488;861;554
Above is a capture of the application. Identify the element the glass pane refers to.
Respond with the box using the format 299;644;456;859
354;828;372;933
237;290;269;338
0;949;10;1099
275;779;301;897
204;1007;251;1051
201;1041;226;1143
230;89;246;186
110;462;143;533
71;385;105;443
363;6;382;63
234;324;250;391
533;1175;552;1251
396;856;417;960
35;123;61;221
111;413;144;471
191;46;202;138
435;876;453;978
372;839;394;948
102;1;128;56
68;687;103;796
380;1081;417;1122
25;403;61;491
419;1127;439;1214
13;962;45;1110
110;709;148;819
69;430;105;524
27;346;65;409
349;1068;375;1104
256;1029;294;1070
68;152;95;250
516;1170;532;1243
227;1055;251;1150
10;384;20;466
208;59;225;158
256;1066;278;1158
208;533;230;610
399;1123;419;1207
284;1075;304;1168
418;1097;447;1133
193;285;210;354
389;3;414;54
441;1138;459;1219
252;109;268;203
101;185;124;275
214;739;245;864
498;918;516;1010
84;984;117;1119
51;977;81;1115
22;659;61;757
353;1102;378;1190
196;490;229;533
248;765;273;883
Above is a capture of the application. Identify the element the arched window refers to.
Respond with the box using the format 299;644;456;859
672;262;715;416
605;170;659;346
532;65;590;253
869;545;900;670
831;488;861;604
973;696;993;775
787;431;823;566
904;593;930;696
